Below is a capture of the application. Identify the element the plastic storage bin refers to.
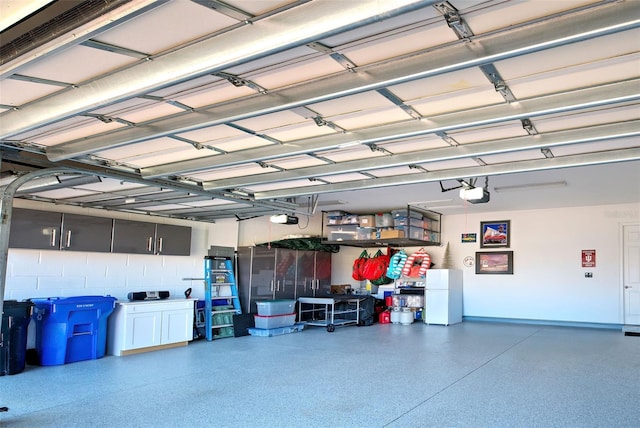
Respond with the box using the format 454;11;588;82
393;216;424;228
394;225;424;240
1;300;34;376
248;323;305;337
31;296;116;366
256;299;296;316
391;209;423;219
375;213;393;227
253;313;296;329
356;227;376;240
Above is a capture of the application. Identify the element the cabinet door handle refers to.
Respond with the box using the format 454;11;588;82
270;280;274;292
277;280;281;292
65;230;72;248
157;237;164;254
147;236;153;252
50;228;57;247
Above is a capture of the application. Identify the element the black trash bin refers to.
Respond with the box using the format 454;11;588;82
1;300;34;376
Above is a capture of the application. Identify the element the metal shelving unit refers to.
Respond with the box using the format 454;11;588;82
321;205;441;248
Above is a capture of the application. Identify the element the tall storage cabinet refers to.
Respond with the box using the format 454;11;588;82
295;250;332;298
424;269;463;325
237;246;331;314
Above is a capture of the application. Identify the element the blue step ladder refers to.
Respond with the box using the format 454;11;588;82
204;256;242;341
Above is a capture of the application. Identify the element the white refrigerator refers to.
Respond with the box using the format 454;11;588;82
424;269;463;325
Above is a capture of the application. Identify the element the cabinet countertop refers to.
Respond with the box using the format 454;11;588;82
116;298;195;306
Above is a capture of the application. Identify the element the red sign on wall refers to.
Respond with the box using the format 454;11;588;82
582;249;596;267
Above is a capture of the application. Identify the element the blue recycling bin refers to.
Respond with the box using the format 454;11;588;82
31;296;117;366
1;300;34;375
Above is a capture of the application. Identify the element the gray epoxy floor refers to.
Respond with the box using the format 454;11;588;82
1;321;639;428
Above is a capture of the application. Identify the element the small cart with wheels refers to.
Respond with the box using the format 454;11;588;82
297;296;364;332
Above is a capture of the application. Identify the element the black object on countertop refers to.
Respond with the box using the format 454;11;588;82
128;291;170;301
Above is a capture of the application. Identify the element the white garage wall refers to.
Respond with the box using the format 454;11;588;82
442;203;639;326
329;203;639;327
5;200;638;327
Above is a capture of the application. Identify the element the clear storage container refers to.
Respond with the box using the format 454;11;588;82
255;299;296;316
253;313;297;329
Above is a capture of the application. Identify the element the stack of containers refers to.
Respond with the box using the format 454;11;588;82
249;300;304;337
391;209;425;240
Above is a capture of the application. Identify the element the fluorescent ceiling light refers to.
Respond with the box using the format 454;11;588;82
317;199;348;206
337;141;361;149
409;199;455;205
0;1;54;32
494;181;567;193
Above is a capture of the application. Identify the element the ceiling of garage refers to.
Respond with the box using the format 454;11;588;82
1;0;638;222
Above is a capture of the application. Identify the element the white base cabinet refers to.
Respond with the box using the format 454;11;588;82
107;299;194;356
424;269;463;325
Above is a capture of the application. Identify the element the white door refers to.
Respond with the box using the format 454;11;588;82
623;224;640;326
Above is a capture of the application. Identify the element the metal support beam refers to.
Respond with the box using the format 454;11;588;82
0;149;301;212
252;148;640;199
202;120;640;190
141;79;639;178
43;3;640;162
0;0;437;139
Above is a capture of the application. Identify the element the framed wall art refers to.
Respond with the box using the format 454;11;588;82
480;220;510;248
475;251;514;274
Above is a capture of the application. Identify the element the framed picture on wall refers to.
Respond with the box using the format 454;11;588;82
475;251;514;274
480;220;510;248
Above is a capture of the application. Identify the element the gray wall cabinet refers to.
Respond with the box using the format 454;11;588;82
9;208;191;255
112;219;157;254
112;220;191;256
9;208;62;250
155;224;191;256
61;213;113;253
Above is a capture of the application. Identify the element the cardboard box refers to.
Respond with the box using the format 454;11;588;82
380;229;404;239
358;215;376;227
